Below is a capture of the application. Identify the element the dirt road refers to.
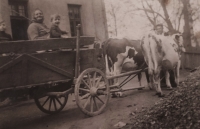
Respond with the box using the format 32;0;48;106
0;70;189;129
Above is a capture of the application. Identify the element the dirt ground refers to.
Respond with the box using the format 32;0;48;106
0;69;189;129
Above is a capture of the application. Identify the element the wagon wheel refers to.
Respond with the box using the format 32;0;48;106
34;94;68;114
75;68;110;116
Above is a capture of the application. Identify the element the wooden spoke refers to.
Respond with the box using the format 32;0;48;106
55;97;62;106
82;79;90;89
90;96;94;112
53;98;57;111
49;98;53;111
93;72;97;86
93;97;99;110
42;96;50;107
75;68;110;116
34;94;68;114
87;73;93;87
95;76;102;88
83;96;91;109
80;93;90;100
95;96;105;104
79;88;90;93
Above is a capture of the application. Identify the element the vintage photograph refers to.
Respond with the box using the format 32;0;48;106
0;0;199;129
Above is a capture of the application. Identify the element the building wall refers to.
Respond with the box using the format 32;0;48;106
0;0;108;41
0;0;12;34
91;0;108;42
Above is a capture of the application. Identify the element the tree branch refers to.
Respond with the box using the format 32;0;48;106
141;0;156;26
178;9;183;31
158;0;175;32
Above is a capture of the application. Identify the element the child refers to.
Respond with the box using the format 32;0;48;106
0;19;12;42
0;19;13;104
50;14;68;38
0;19;13;56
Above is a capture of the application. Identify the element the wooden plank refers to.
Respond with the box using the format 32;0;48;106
26;62;70;85
107;68;148;80
0;36;94;53
184;52;200;69
0;79;71;92
75;25;81;78
0;49;96;89
185;46;200;54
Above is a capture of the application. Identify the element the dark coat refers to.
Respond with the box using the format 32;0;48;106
50;25;67;38
0;31;12;42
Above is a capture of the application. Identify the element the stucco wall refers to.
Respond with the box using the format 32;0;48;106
0;0;12;35
91;0;108;42
0;0;108;41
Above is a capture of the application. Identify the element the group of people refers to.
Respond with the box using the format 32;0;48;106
28;9;68;40
0;9;70;105
1;8;167;42
0;8;68;42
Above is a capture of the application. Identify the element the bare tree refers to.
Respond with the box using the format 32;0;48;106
130;0;199;46
105;0;200;46
105;0;122;37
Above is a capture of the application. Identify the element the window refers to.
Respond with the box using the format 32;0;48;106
9;0;29;40
9;1;27;17
68;5;82;37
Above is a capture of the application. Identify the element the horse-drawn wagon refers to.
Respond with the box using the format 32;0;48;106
0;25;146;116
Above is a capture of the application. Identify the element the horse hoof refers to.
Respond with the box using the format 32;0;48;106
155;92;165;97
111;93;118;98
149;87;153;90
138;88;143;90
111;92;123;98
158;93;165;97
166;87;173;90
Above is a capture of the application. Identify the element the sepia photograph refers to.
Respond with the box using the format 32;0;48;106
0;0;199;129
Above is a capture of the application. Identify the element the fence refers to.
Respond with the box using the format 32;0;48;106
181;46;200;69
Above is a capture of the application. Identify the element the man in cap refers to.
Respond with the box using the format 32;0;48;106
155;23;164;35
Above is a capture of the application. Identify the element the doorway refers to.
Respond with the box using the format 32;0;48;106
10;18;28;40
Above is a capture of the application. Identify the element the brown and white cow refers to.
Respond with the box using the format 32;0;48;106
102;38;149;88
141;31;185;97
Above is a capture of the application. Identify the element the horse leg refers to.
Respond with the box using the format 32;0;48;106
165;71;172;89
138;72;142;87
105;54;111;76
175;60;181;86
144;70;152;89
156;77;164;97
154;69;164;97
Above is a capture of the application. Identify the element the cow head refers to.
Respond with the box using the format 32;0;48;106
127;48;136;58
172;33;186;53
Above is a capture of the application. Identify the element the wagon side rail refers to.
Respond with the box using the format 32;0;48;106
0;36;94;54
0;27;95;91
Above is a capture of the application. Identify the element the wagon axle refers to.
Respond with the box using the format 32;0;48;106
45;88;73;97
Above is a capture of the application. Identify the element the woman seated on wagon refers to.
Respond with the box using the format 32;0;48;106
27;9;50;40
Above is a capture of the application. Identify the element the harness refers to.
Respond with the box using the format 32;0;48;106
173;38;183;58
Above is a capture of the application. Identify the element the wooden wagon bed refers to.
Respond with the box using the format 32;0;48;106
0;37;103;91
